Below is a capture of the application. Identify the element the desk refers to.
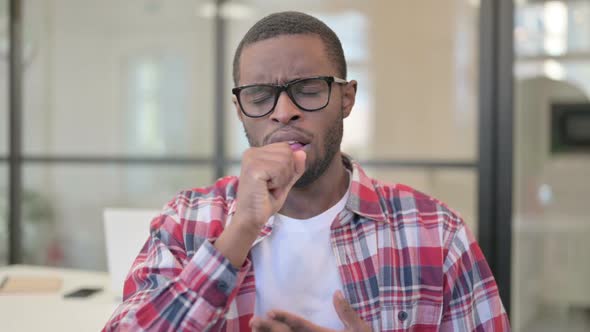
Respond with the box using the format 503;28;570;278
0;265;118;332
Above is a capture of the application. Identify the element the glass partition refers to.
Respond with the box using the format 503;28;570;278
0;0;8;265
22;164;212;269
512;1;590;331
22;0;215;157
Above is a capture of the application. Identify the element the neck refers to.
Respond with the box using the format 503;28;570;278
279;152;349;219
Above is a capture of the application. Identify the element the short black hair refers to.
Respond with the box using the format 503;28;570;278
232;11;347;86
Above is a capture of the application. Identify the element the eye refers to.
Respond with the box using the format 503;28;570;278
294;80;325;95
298;89;321;96
251;94;273;104
242;86;274;104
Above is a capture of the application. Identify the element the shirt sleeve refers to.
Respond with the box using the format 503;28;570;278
440;224;511;331
102;206;251;332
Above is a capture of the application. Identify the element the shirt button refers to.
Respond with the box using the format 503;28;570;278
217;280;229;292
398;310;408;322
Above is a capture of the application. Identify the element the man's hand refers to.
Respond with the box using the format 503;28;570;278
214;143;306;268
249;291;372;332
234;143;307;232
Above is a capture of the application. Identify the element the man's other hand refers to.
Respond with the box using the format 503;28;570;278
249;291;372;332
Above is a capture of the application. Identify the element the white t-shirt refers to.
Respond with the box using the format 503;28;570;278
252;186;350;329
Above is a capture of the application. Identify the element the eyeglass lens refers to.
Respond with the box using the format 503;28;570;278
239;78;330;116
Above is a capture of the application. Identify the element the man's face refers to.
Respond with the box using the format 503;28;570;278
234;34;357;187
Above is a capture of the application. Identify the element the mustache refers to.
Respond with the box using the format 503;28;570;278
262;125;313;145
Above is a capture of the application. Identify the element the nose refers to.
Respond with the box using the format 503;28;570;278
269;91;302;124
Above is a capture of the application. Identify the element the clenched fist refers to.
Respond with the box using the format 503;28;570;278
214;142;306;268
235;142;307;232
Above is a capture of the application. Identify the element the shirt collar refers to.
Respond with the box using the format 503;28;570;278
341;155;388;223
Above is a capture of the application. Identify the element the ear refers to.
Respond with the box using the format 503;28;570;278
341;80;357;119
232;95;244;123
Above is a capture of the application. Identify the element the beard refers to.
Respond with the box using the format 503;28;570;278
243;113;343;188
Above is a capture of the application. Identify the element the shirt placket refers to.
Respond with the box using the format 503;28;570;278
330;211;382;331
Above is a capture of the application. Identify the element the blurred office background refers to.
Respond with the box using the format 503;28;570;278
0;1;588;331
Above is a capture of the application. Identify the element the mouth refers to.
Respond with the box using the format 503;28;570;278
287;140;308;151
266;130;312;151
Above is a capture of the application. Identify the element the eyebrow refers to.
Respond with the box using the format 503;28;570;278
240;72;324;87
254;70;313;84
261;76;317;86
280;76;305;85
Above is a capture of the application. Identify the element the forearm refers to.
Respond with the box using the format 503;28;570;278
104;240;250;332
214;213;261;269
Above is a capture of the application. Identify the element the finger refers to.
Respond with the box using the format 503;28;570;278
268;151;305;196
257;143;295;161
242;145;292;174
243;144;302;185
278;151;306;195
332;290;363;330
267;310;315;331
258;143;306;181
243;158;291;190
292;150;307;179
258;145;304;183
250;315;293;332
260;142;298;160
261;160;294;190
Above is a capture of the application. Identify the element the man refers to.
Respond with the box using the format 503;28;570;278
104;11;510;332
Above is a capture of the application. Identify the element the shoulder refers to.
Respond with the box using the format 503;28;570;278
372;179;465;247
155;175;240;228
171;175;239;210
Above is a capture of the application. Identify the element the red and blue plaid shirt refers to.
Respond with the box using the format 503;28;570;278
103;157;510;331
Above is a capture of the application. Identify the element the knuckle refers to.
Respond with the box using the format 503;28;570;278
242;147;255;159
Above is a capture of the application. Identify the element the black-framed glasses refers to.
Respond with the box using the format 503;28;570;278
232;76;348;118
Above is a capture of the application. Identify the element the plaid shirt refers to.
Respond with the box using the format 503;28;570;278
103;157;510;331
